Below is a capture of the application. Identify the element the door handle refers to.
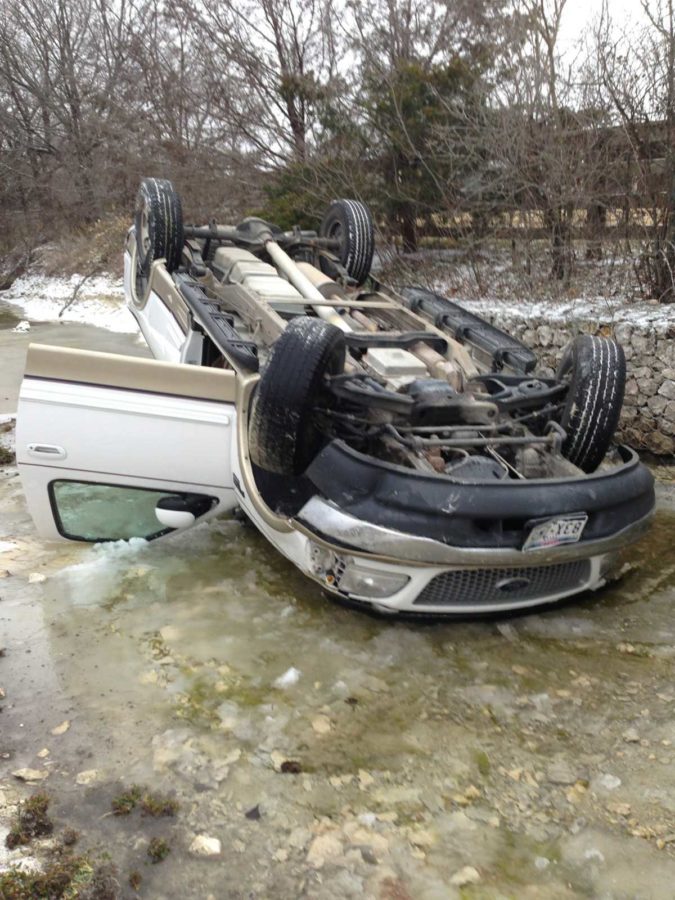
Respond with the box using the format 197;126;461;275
27;443;67;460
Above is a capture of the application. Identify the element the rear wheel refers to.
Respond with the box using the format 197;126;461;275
319;199;374;285
557;335;626;472
135;178;184;276
249;317;346;475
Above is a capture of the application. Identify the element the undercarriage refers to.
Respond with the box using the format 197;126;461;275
118;177;655;614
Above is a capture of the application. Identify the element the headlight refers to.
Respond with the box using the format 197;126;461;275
308;544;410;599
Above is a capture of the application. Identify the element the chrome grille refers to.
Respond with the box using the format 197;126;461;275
413;560;591;607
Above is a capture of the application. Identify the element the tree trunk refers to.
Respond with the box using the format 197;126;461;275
547;205;572;281
585;202;606;260
400;204;418;253
654;189;675;302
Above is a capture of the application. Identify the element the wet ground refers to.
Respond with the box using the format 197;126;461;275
0;299;149;414
1;296;675;898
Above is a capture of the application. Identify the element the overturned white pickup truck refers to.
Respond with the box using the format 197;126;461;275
16;178;654;616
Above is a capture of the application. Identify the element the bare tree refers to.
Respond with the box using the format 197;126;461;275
594;0;675;301
176;0;342;167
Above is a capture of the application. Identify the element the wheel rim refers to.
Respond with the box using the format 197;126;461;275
139;206;151;256
327;220;345;258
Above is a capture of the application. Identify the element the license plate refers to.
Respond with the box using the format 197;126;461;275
522;514;588;552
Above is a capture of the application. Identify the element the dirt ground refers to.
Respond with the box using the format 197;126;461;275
2;301;675;899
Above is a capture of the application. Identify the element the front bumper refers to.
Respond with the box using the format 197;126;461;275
287;439;655;614
292;495;650;615
305;441;655;551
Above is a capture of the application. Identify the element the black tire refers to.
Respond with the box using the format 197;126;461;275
319;199;374;285
135;178;184;275
557;335;626;473
249;317;346;475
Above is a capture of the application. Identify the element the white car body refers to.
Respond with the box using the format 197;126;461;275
14;231;651;617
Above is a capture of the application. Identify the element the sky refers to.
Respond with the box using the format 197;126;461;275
558;0;645;53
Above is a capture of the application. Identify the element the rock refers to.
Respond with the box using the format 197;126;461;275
546;761;577;785
306;833;343;868
497;622;519;642
450;865;481;886
270;750;287;772
273;848;289;862
622;727;640;743
36;748;49;759
75;769;100;786
648;395;668;415
311;714;332;735
360;846;378;865
159;625;181;642
288;827;310;849
537;325;553;347
28;572;46;583
658;380;675;401
50;720;70;736
607;801;631;816
189;835;222;857
614;323;633;343
534;856;550;870
13;768;49;782
595;773;621;791
274;666;301;688
649;433;675;454
358;769;375;789
349;828;389;857
409;828;436;848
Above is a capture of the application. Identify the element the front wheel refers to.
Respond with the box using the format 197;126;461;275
319;199;375;286
557;335;626;472
249;317;346;475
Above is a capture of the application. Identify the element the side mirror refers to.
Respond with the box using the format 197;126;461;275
155;506;196;529
155;494;214;530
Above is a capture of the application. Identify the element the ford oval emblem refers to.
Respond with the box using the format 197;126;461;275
495;576;531;593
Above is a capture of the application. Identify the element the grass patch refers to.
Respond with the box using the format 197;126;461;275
5;793;53;849
111;785;143;816
139;791;179;818
0;445;15;466
147;837;170;864
0;854;117;899
111;784;178;818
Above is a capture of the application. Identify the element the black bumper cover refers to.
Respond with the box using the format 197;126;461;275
306;441;655;550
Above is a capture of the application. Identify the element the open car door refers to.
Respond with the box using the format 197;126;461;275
16;344;238;543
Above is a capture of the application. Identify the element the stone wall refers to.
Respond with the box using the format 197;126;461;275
461;303;675;457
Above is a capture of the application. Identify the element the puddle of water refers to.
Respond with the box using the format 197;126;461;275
3;490;675;898
0;316;148;414
0;300;20;330
2;298;675;896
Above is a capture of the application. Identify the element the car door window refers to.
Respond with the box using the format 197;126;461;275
49;481;215;542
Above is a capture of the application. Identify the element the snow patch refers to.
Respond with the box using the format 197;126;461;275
431;287;675;328
3;273;138;333
55;537;148;605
